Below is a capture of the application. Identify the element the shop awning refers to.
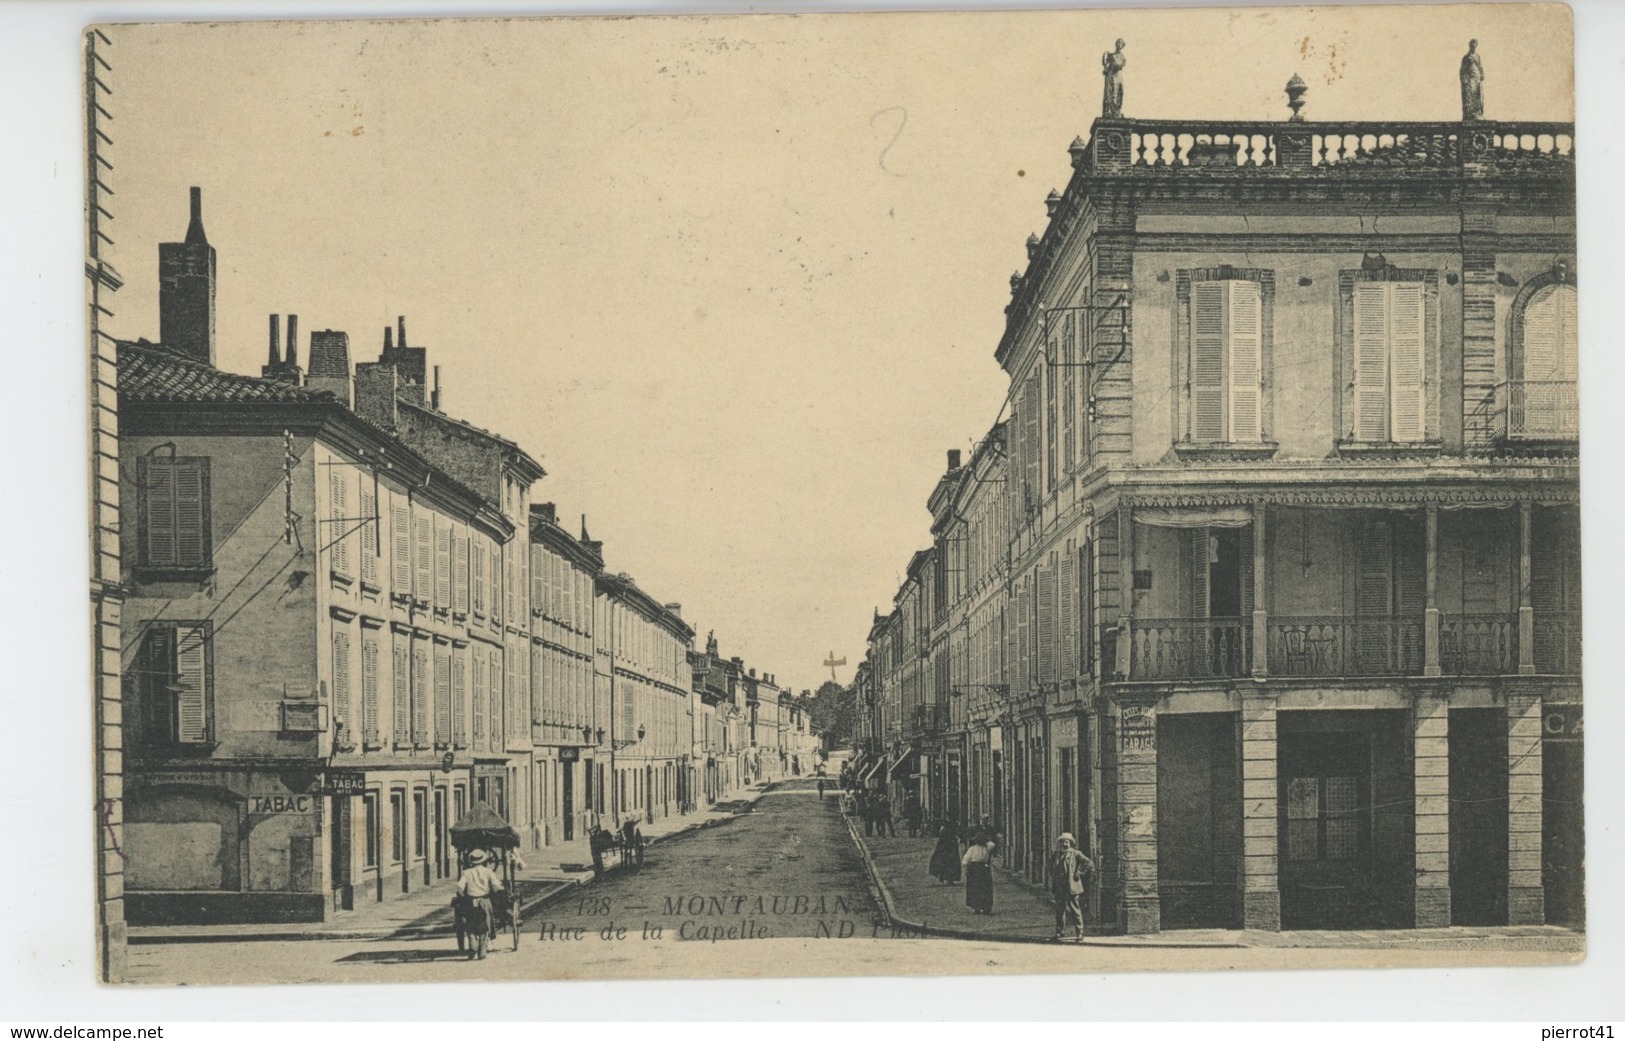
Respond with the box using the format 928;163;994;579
860;756;886;783
889;751;918;780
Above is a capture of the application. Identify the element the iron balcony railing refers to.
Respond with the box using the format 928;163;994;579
1267;616;1424;677
911;703;950;735
1438;614;1519;676
1504;380;1579;440
1533;611;1582;675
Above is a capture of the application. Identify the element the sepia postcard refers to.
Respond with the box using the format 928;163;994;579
84;3;1584;987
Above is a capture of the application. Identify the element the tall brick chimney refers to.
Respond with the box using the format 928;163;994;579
159;187;218;366
261;312;303;385
947;449;962;470
306;330;352;405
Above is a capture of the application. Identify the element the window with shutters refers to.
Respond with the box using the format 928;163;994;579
332;628;353;745
434;525;451;611
359;487;379;586
329;471;353;578
414;517;432;604
1059;549;1075;682
489;656;502;752
1338;271;1439;446
1020;376;1041;518
473;542;487;616
1175;272;1272;447
137;457;212;573
1509;279;1579;439
434;645;451;746
392;634;410;747
390;505;410;599
453;533;469;616
361;629;381;747
135;621;213;747
411;640;430;746
471;645;486;745
1037;563;1056;686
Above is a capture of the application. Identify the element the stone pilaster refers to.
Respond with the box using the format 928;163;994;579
1412;688;1451;926
1238;686;1281;930
1507;692;1546;924
1115;696;1159;934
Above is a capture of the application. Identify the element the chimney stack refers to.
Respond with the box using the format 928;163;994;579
286;314;299;368
383;325;393;355
397;316;407;349
947;449;962;470
159;186;218;366
664;603;683;620
306;330;352;406
185;187;207;246
267;314;281;367
432;365;442;410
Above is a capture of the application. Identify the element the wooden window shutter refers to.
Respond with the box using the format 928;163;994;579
361;632;380;745
174;624;209;742
435;525;451;609
1037;563;1056;684
454;533;470;614
1558;285;1579;379
1356;520;1394;672
359;487;378;584
173;461;209;568
332;628;352;734
452;652;466;746
391;505;410;594
1525;287;1559;380
1191;281;1227;442
1080;541;1095;670
1061;316;1077;474
1389;283;1426;442
473;543;486;614
1022;377;1041;512
411;641;429;744
143;460;176;566
392;635;410;746
471;645;486;744
414;517;432;601
489;656;502;750
1058;550;1075;680
1228;281;1263;441
1352;283;1390;441
434;647;451;745
330;472;350;575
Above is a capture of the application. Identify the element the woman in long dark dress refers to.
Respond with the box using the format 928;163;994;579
927;820;962;884
962;837;995;914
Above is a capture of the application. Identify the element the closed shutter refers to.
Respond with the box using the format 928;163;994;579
1558;285;1579;379
471;646;486;744
1523;285;1579;435
1061;316;1077;474
1357;521;1394;672
411;641;430;745
1183;529;1211;618
174;624;209;742
1058;551;1076;680
1022;377;1041;513
361;632;380;744
144;461;176;566
434;647;451;745
452;651;466;746
1389;283;1426;442
173;462;208;567
1080;541;1095;671
1191;282;1227;441
1525;287;1558;380
330;472;350;575
392;635;410;745
1017;579;1031;691
359;487;378;584
1394;517;1425;672
415;517;432;602
489;657;502;751
454;533;469;614
473;543;486;614
1228;281;1263;441
435;525;451;609
391;505;410;594
332;629;352;734
1037;563;1056;685
1353;283;1390;441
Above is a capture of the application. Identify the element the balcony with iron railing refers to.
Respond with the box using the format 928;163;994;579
1111;612;1577;682
910;703;950;736
1501;380;1579;441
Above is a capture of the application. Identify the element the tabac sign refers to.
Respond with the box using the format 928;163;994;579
1543;704;1583;743
249;793;315;815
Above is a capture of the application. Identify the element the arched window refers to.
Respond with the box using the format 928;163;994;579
1510;280;1578;439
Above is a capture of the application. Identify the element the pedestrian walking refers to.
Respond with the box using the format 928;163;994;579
1049;832;1094;942
456;849;504;960
928;819;962;884
817;778;826;800
962;836;996;915
858;791;874;836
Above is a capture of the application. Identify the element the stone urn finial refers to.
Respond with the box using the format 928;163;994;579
1010;271;1023;295
1045;189;1063;217
1285;74;1308;122
1026;233;1041;259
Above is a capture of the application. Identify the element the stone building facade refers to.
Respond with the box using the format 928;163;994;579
863;88;1579;933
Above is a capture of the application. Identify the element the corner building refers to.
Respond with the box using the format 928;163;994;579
871;100;1579;933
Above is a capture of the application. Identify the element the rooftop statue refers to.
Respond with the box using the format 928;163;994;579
1461;39;1485;121
1102;39;1127;119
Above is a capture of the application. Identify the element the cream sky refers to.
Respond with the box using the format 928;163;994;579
101;5;1573;692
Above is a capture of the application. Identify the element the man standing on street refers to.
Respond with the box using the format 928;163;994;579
1050;832;1094;943
457;849;504;960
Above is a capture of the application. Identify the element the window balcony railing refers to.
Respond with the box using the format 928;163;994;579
1439;614;1519;676
1504;380;1579;440
911;703;950;735
1533;611;1582;675
1266;616;1424;678
1128;617;1250;680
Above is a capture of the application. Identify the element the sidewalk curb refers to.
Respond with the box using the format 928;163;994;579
842;817;1244;950
128;787;776;946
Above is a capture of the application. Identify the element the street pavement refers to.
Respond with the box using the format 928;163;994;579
123;780;1583;985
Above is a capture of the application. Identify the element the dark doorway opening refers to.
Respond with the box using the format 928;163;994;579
1449;708;1508;925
